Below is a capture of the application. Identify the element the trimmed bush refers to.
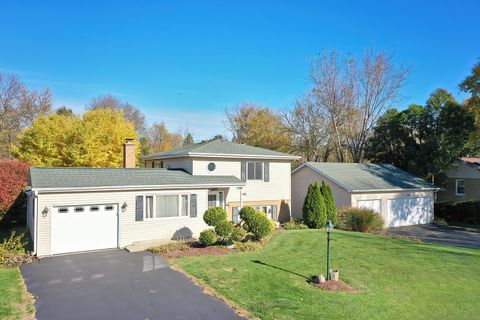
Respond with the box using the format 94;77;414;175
248;211;275;240
239;206;256;230
199;229;217;246
0;160;29;220
302;182;327;228
435;200;480;224
321;181;337;224
231;226;247;241
337;207;384;232
203;207;227;227
282;218;309;230
215;220;234;242
149;241;190;254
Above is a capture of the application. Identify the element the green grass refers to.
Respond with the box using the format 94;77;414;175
0;267;33;320
172;230;480;320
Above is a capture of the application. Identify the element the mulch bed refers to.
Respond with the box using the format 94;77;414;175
313;280;356;293
156;245;235;259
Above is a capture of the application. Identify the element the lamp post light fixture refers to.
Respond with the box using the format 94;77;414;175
325;220;334;280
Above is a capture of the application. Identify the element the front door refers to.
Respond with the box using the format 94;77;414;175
208;191;225;209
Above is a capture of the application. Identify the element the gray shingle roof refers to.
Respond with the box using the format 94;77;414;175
29;167;243;190
297;162;438;192
142;139;299;160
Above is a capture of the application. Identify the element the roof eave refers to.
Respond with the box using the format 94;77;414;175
144;152;300;161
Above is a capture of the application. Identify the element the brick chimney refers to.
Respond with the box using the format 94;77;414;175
123;138;136;168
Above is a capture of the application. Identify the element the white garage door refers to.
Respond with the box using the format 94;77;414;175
52;204;118;255
357;199;387;223
387;197;431;227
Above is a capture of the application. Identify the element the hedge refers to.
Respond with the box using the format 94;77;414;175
0;160;29;220
435;201;480;224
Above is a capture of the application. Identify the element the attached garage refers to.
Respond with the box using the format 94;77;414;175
292;162;439;227
51;204;118;255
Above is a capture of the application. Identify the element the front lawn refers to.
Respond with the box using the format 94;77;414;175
172;229;480;320
0;267;34;320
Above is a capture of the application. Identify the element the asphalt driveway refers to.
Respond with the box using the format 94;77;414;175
388;224;480;249
21;250;244;320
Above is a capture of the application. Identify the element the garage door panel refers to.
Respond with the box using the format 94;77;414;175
52;204;118;255
387;197;431;227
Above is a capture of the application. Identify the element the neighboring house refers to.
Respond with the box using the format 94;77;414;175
26;139;299;256
436;157;480;203
291;162;439;227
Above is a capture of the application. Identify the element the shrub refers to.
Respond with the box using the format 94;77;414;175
215;220;234;242
231;226;247;241
234;241;264;252
435;200;480;224
248;211;275;240
337;207;384;232
282;218;309;230
302;182;327;228
0;160;29;219
320;181;337;224
149;241;190;254
0;231;34;268
239;206;256;230
203;207;227;227
199;229;217;246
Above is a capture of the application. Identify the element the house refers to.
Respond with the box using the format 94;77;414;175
291;162;439;227
26;139;299;256
436;157;480;203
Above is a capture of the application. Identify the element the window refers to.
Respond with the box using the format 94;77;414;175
156;195;178;218
105;205;114;211
456;180;465;196
232;207;240;224
151;162;155;168
58;207;69;213
90;206;99;212
180;195;189;216
146;196;154;218
74;207;84;213
208;194;217;208
247;161;263;180
218;192;224;209
160;161;164;168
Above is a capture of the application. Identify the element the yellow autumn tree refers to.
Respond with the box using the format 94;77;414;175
11;109;138;167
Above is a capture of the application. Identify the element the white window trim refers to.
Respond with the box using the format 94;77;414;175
455;179;465;196
208;191;225;209
247;161;264;181
141;193;191;220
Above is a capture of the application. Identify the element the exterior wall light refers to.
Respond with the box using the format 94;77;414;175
121;202;128;212
42;206;49;217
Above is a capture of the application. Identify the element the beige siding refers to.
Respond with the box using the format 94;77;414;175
144;158;193;173
291;166;352;219
436;178;480;202
192;158;241;177
36;188;209;256
351;190;435;225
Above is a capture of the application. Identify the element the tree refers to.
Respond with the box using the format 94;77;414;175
183;132;194;146
297;48;408;162
365;89;475;184
56;106;74;116
87;95;146;134
459;60;480;155
146;121;183;153
320;181;337;224
302;182;326;228
11;109;138;167
225;103;292;153
0;160;29;218
0;72;52;158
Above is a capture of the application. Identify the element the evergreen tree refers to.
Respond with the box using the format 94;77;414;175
302;182;327;228
183;133;194;146
321;181;337;224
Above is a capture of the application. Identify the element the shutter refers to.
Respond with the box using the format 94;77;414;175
232;207;239;224
190;194;197;217
271;205;278;221
241;161;246;182
135;196;144;221
264;161;270;182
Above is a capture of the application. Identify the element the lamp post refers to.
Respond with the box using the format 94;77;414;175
325;220;334;280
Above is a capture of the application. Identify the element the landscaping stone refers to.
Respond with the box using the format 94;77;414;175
313;274;326;284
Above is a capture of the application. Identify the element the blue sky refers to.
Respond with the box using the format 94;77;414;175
1;1;479;139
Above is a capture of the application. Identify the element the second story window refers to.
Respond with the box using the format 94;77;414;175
247;161;263;181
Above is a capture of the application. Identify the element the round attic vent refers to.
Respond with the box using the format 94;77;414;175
208;162;216;172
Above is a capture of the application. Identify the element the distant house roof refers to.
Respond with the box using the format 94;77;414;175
29;167;243;192
460;157;480;171
142;139;300;160
293;162;438;192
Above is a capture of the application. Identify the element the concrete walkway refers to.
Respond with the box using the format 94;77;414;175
388;224;480;249
21;250;244;320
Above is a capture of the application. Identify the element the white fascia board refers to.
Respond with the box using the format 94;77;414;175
32;182;246;194
350;188;439;193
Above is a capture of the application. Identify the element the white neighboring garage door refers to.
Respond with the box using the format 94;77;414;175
52;204;118;255
357;199;388;224
387;197;431;227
